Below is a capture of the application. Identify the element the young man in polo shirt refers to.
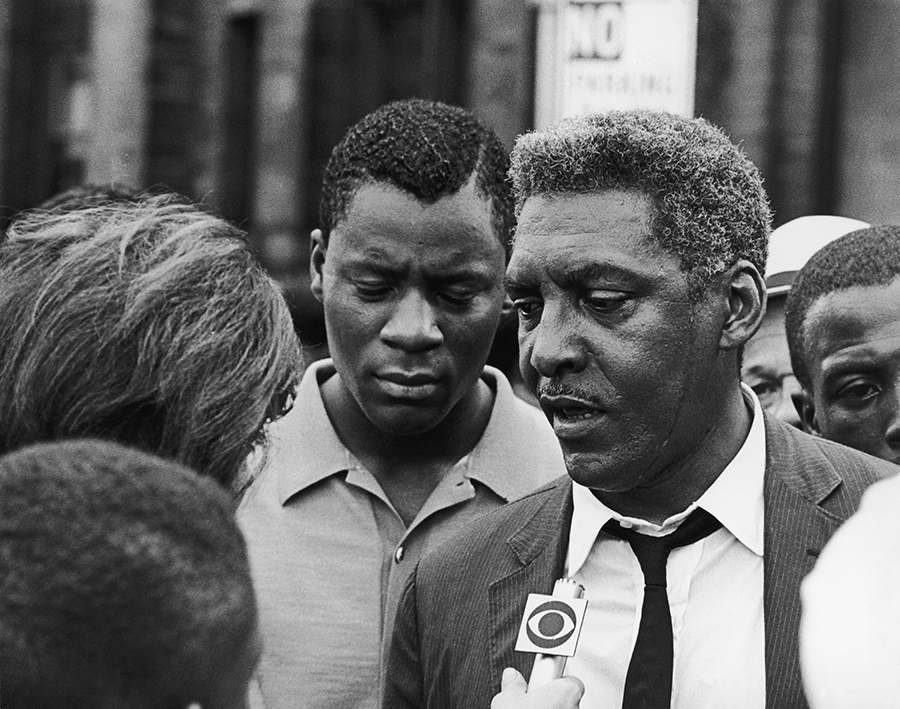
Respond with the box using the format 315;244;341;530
238;99;565;709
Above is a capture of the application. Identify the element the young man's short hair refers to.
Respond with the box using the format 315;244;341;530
0;439;258;709
0;194;301;490
785;225;900;389
509;110;771;294
319;98;514;254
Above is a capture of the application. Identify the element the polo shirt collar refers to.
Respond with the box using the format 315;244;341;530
566;384;766;576
275;360;540;505
465;366;553;502
275;360;354;504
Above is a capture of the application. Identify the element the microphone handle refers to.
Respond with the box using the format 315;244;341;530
527;578;585;691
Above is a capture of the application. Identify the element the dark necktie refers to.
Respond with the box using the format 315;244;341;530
602;508;722;709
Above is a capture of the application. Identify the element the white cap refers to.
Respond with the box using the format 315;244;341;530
766;215;870;297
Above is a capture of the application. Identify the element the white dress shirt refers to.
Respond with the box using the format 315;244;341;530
565;386;766;708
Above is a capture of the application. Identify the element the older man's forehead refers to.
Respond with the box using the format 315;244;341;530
515;189;652;231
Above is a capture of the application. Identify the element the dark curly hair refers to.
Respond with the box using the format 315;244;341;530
509;110;771;293
319;98;514;254
0;439;257;709
785;225;900;389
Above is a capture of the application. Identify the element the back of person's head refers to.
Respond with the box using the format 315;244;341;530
36;182;140;212
509;110;771;295
785;224;900;390
318;98;514;254
0;439;259;709
0;194;301;491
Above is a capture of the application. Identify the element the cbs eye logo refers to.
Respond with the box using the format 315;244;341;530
515;592;587;657
526;600;578;649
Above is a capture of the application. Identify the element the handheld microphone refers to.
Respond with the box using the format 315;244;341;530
513;577;587;691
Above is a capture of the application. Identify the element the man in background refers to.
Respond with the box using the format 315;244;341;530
742;215;867;426
239;99;565;709
786;224;900;464
0;439;260;709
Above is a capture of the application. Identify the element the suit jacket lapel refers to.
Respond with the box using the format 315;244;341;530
480;418;865;709
488;480;573;691
763;416;844;709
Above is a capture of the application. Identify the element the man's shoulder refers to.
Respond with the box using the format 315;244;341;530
764;415;896;510
804;433;896;496
239;360;352;512
456;473;570;537
473;367;567;497
482;366;549;432
415;475;571;582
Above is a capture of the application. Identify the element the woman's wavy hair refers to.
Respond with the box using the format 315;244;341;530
0;194;301;492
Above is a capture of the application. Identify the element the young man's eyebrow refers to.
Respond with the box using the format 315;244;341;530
339;259;400;278
823;355;882;376
429;262;497;281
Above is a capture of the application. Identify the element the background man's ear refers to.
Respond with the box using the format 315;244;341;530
795;390;822;436
310;229;326;303
719;260;766;351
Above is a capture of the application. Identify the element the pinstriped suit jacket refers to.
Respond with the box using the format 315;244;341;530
383;414;895;709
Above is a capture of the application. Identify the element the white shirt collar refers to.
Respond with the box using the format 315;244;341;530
566;384;766;576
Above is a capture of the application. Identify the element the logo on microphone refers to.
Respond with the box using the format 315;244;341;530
514;593;588;657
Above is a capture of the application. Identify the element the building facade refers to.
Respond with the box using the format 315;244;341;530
2;0;899;338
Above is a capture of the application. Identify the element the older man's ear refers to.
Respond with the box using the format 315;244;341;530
718;260;767;352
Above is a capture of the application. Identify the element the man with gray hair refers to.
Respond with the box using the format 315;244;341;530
384;110;893;709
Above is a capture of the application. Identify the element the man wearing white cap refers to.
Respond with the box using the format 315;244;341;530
742;215;868;426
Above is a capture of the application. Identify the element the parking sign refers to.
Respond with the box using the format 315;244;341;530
534;0;698;126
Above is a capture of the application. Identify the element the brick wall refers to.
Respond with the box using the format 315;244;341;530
466;0;534;148
146;0;203;196
0;0;11;220
696;0;839;227
837;0;900;224
5;0;900;255
2;0;91;213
